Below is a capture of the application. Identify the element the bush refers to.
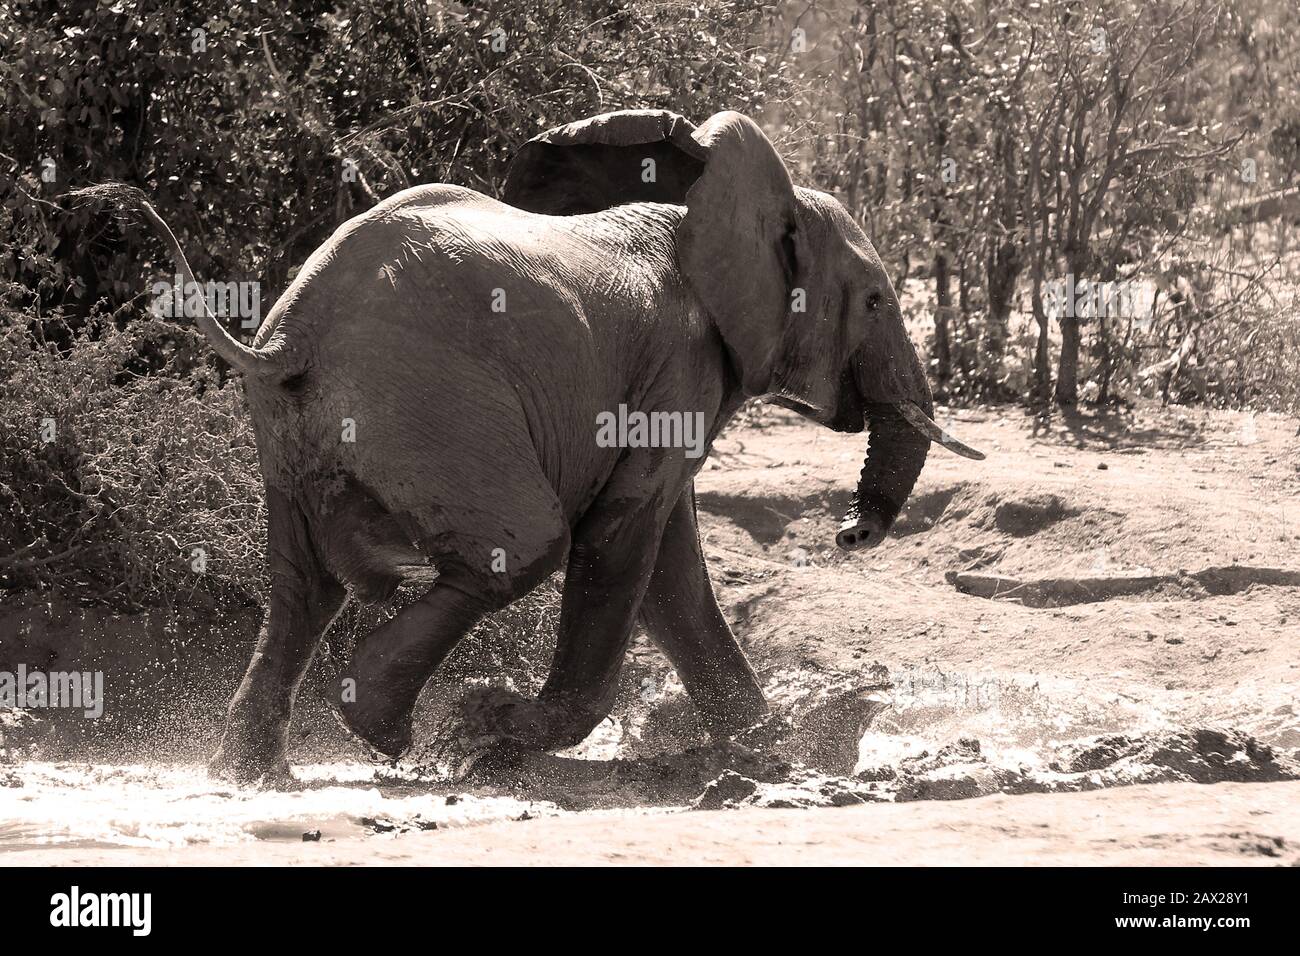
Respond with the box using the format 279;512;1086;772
0;287;265;608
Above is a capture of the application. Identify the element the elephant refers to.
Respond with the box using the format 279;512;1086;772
80;108;982;784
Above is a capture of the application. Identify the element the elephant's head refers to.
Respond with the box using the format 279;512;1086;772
503;109;983;552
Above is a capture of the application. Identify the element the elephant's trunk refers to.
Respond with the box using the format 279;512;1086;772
837;402;932;551
836;315;980;552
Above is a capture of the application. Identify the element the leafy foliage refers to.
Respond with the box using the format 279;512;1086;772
1;0;786;320
0;288;264;607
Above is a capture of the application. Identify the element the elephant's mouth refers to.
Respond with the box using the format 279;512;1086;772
769;367;864;433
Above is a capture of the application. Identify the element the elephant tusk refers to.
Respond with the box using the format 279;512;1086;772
896;402;986;460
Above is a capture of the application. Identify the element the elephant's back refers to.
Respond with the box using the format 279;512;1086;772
257;186;690;522
282;200;610;503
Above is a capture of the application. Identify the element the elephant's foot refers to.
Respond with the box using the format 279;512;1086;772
454;686;603;754
330;697;412;762
696;693;773;740
728;709;794;751
209;728;296;788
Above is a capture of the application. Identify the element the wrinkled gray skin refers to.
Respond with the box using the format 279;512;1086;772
100;110;981;783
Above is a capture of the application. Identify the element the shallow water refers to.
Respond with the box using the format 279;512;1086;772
0;762;556;851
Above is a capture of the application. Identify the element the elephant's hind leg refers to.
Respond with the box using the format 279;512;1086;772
334;574;489;758
637;486;768;734
212;488;345;784
463;465;677;753
334;510;572;758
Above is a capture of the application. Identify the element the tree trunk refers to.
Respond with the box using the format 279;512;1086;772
1056;314;1081;407
1055;255;1087;408
958;250;974;381
1031;275;1051;404
933;250;952;394
984;240;1020;389
1095;312;1112;405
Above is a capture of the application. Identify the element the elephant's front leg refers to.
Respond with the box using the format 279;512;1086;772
638;485;768;734
468;484;671;752
211;490;343;784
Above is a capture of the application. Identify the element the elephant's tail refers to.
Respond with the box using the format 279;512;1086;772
67;183;281;378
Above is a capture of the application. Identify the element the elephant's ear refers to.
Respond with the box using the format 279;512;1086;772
502;109;708;214
679;112;799;396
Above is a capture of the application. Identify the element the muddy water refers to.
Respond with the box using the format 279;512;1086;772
3;663;1293;857
0;763;563;851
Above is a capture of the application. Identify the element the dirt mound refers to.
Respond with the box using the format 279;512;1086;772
911;485;1125;568
888;485;964;536
990;493;1080;537
947;566;1300;607
694;491;827;546
1052;728;1294;784
674;725;1299;810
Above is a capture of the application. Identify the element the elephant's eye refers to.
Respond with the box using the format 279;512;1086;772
865;292;882;312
